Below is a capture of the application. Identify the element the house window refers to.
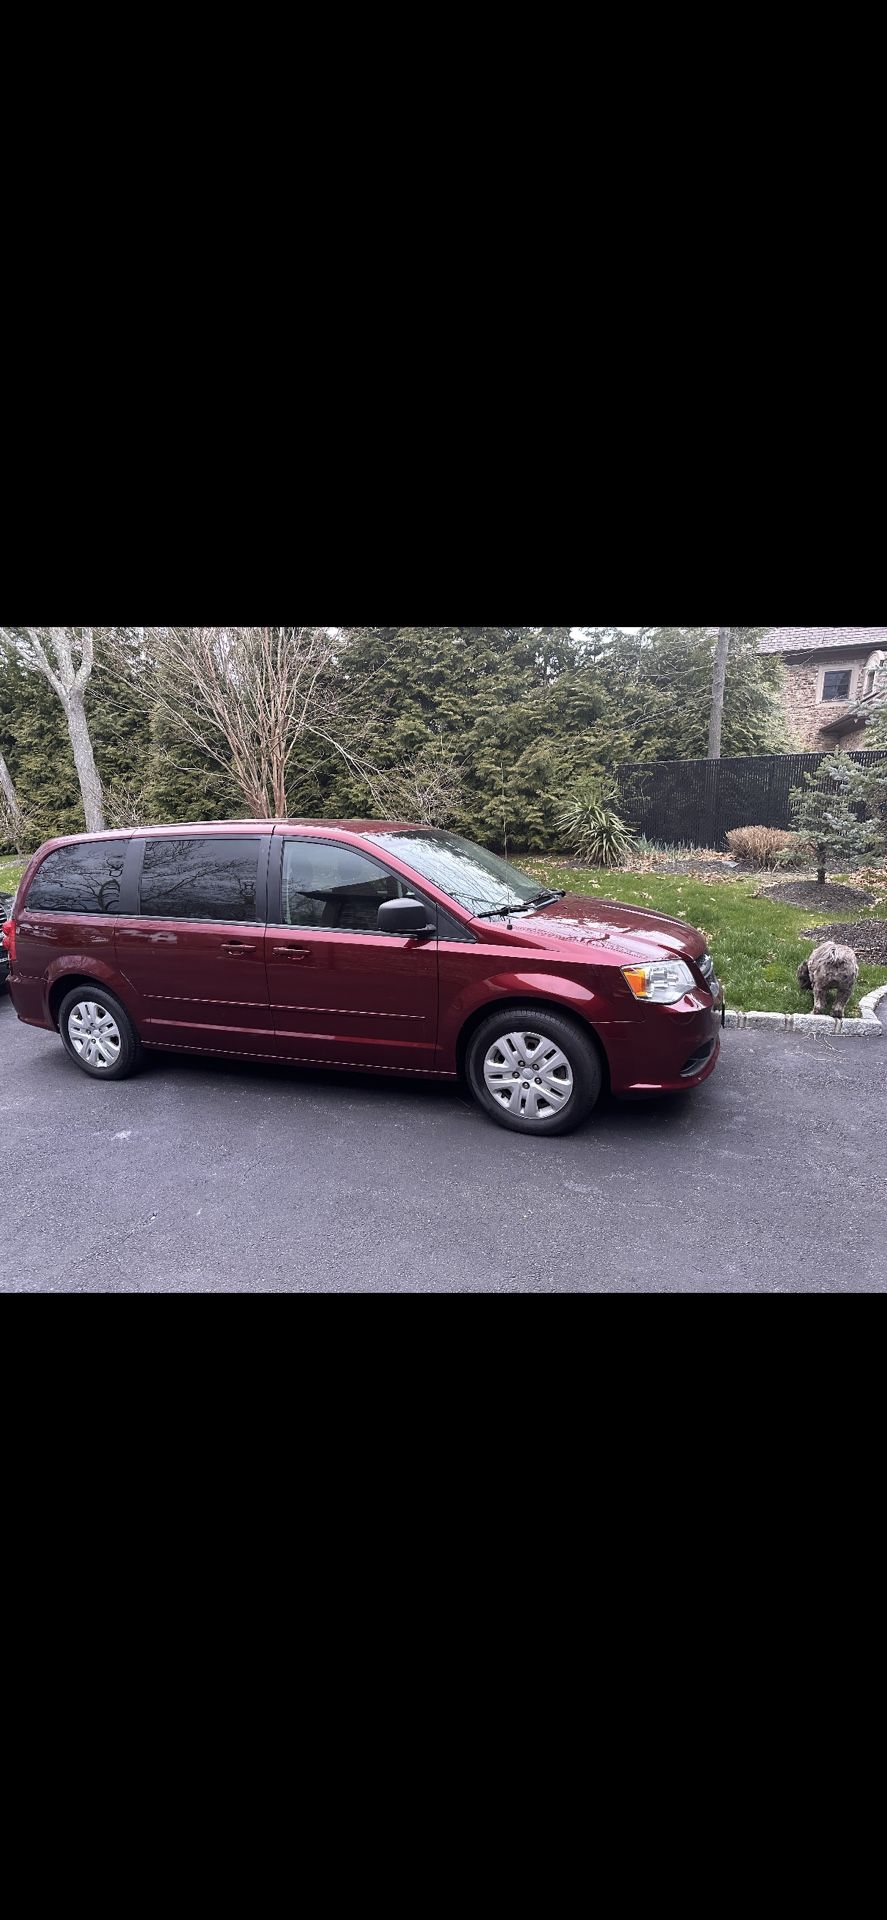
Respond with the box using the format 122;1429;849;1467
821;670;852;702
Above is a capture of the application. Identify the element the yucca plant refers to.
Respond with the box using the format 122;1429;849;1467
559;781;635;868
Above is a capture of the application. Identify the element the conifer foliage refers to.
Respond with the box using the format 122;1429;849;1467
1;624;794;853
786;753;884;886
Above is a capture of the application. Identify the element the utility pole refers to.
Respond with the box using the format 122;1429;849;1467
708;627;731;760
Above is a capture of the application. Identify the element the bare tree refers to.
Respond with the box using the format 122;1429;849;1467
358;734;465;828
0;628;105;831
1;749;22;824
116;625;462;827
1;749;27;852
144;626;341;818
102;773;154;830
708;626;731;760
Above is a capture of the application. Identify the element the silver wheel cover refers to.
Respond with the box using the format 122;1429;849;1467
68;1001;123;1070
483;1030;575;1122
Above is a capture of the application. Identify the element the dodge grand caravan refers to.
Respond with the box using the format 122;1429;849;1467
2;821;723;1135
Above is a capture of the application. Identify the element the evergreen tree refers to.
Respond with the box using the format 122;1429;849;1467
788;753;883;886
0;623;800;853
845;705;887;840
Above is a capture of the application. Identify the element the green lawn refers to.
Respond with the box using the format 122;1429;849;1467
524;862;887;1016
0;856;25;897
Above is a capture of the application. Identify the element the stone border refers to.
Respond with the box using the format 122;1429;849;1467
724;981;887;1039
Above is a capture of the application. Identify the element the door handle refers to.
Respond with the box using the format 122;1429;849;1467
222;942;257;956
272;945;311;962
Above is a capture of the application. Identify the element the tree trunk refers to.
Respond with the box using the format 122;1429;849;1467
0;749;21;817
63;687;106;832
708;627;731;760
0;749;25;851
818;866;826;887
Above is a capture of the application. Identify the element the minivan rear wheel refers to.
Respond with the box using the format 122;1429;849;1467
58;987;143;1081
466;1006;603;1136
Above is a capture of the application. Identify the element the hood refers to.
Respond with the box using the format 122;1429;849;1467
501;893;706;963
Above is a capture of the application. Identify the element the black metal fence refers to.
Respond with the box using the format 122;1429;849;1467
614;751;887;849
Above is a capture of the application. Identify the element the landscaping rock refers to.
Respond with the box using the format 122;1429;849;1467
724;1005;883;1038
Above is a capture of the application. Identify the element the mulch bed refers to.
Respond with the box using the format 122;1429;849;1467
760;879;875;912
800;919;887;964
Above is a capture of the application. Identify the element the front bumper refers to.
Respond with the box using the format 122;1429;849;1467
595;998;723;1095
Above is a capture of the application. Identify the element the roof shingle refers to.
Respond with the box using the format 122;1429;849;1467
758;627;887;654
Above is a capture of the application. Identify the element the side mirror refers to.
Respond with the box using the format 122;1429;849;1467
378;897;436;940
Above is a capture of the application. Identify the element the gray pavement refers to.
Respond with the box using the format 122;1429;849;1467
2;991;885;1293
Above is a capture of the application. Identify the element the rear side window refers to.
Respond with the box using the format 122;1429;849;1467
26;844;125;915
139;837;261;923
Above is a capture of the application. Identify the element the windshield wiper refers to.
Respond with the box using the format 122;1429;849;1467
473;900;526;920
473;890;566;920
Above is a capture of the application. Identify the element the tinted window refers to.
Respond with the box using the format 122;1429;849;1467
282;842;407;932
822;671;852;701
27;843;125;915
140;838;260;922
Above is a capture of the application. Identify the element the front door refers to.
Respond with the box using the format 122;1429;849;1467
267;837;439;1072
115;833;273;1055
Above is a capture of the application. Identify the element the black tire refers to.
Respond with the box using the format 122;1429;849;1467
58;986;143;1081
466;1005;603;1137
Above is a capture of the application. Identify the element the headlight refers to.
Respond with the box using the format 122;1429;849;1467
622;960;697;1006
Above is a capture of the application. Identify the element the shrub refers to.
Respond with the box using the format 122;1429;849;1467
725;826;800;868
559;782;635;868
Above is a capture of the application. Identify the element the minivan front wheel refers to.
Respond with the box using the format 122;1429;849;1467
58;988;143;1081
466;1006;602;1136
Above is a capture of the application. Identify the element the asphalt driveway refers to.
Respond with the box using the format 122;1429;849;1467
2;993;885;1293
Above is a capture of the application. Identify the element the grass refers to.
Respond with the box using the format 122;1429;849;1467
524;861;887;1017
0;856;25;896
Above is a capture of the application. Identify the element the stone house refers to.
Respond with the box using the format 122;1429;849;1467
759;627;887;750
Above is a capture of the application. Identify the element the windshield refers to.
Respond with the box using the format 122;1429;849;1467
366;830;554;918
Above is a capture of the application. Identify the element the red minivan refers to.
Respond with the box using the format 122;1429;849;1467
2;821;723;1135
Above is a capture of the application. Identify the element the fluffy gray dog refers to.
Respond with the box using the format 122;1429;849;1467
797;941;859;1018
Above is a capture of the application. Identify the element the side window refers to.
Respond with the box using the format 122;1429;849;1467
282;842;408;933
26;843;125;915
140;838;261;923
